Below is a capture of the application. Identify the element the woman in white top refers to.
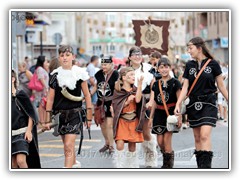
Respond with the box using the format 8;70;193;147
126;46;158;168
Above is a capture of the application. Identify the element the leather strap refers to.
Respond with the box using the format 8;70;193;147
158;80;169;116
187;59;212;97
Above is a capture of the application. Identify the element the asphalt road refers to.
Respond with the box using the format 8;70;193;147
38;120;229;169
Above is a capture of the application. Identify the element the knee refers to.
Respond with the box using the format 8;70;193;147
16;157;26;167
64;143;74;158
194;134;201;144
200;134;209;143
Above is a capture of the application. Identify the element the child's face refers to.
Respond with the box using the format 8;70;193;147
158;64;171;77
149;57;159;66
124;71;135;84
58;52;75;69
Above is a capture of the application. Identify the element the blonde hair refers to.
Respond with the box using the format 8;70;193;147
115;67;134;91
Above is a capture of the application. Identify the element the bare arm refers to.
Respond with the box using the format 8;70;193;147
89;77;95;87
174;78;189;115
25;117;33;143
45;88;55;123
90;83;97;96
216;74;228;101
81;81;93;127
135;76;143;103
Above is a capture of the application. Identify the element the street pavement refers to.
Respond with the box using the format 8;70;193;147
38;120;229;169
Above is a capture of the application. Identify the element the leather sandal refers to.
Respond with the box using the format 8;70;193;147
99;145;109;153
108;146;115;154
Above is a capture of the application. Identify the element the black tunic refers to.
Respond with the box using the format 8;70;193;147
95;69;119;117
49;73;84;135
12;90;41;168
183;59;222;128
151;78;182;135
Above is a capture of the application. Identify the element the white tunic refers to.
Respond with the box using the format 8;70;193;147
134;63;154;92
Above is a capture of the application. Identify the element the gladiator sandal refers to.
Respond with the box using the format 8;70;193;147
198;150;213;168
99;145;109;153
161;151;174;168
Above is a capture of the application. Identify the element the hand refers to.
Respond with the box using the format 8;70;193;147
148;118;153;128
174;105;181;116
137;76;144;85
146;101;152;109
42;123;51;131
127;95;135;102
177;116;182;128
25;130;33;143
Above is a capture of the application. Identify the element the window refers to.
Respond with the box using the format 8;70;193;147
214;12;217;24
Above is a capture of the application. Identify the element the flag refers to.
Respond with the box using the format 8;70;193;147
132;19;170;55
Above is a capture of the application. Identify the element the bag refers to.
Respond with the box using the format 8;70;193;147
166;115;180;132
94;104;105;126
28;70;44;91
158;80;180;132
40;96;47;109
181;97;190;114
94;70;114;126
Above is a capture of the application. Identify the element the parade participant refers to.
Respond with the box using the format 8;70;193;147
44;45;92;168
87;55;99;106
127;46;158;168
148;50;162;80
112;67;144;168
174;37;228;168
90;55;119;154
18;61;33;97
11;70;41;168
149;57;182;168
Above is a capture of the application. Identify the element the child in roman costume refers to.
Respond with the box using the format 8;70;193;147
126;46;158;168
11;70;41;168
150;57;182;168
44;45;92;168
112;67;144;168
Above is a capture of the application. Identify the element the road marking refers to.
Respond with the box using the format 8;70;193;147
40;154;63;157
39;139;101;143
39;145;92;149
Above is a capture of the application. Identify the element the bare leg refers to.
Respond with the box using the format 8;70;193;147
100;120;109;146
193;127;201;150
12;155;18;168
16;153;28;168
163;132;173;153
199;125;212;151
63;134;77;168
106;117;114;147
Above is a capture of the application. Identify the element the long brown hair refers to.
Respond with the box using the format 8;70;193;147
188;37;214;60
12;69;17;89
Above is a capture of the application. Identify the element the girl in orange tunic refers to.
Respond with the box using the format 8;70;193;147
112;67;144;168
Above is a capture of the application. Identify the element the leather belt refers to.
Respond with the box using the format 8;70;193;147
156;103;176;110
